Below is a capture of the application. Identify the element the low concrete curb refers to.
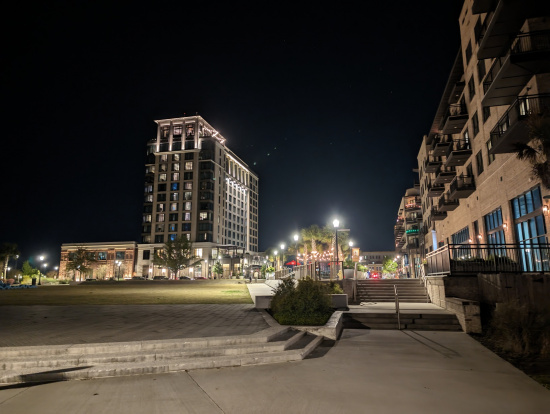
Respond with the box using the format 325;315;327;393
260;310;344;340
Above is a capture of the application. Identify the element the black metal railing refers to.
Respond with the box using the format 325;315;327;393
511;30;550;55
451;138;471;151
449;174;475;194
446;103;468;118
426;243;550;275
490;94;550;142
483;31;550;94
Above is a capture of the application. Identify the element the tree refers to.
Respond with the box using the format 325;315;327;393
153;236;202;279
0;243;19;280
212;261;223;278
66;247;97;281
22;261;39;278
515;112;550;189
382;256;398;276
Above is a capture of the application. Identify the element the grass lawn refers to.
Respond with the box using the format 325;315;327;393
0;280;254;306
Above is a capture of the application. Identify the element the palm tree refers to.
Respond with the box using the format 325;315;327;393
0;243;20;281
515;112;550;189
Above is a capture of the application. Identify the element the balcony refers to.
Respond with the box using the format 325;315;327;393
438;193;460;212
405;217;418;225
445;139;472;167
476;0;546;60
489;94;550;154
426;243;550;275
431;135;452;157
404;199;422;211
482;31;550;107
427;183;445;197
448;81;465;104
449;175;476;200
424;157;442;173
441;103;468;135
472;0;495;14
433;167;456;186
430;208;447;221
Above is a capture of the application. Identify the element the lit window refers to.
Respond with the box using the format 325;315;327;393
184;202;192;211
170;203;178;211
157;213;165;222
200;212;208;220
170;192;179;201
195;248;203;258
171;183;179;191
172;163;180;171
172;173;180;181
173;126;183;136
185;162;193;170
184;212;191;221
184;182;192;190
169;223;177;231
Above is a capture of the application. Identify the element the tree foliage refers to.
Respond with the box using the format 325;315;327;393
153;236;202;278
515;112;550;189
382;256;398;275
212;261;223;277
66;247;97;279
0;242;19;280
22;261;39;277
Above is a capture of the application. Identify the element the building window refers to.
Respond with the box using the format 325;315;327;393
160;155;168;163
184;172;193;180
170;202;178;211
194;248;203;258
169;234;177;241
154;235;164;243
482;106;491;123
169;213;178;221
143;250;150;260
486;139;495;165
159;164;167;172
157;203;165;212
184;212;191;221
170;192;179;201
512;186;548;271
173;126;183;137
156;213;165;222
468;76;476;101
158;183;166;192
184;182;192;190
173;153;181;161
184;202;192;211
159;173;167;182
171;173;180;181
184;191;192;200
477;60;486;83
200;212;208;221
183;223;191;231
172;163;180;171
169;223;177;231
157;193;166;202
484;208;505;246
143;214;152;223
185;162;193;170
98;252;107;261
472;112;479;137
171;183;179;191
155;224;164;232
465;41;472;65
476;150;484;175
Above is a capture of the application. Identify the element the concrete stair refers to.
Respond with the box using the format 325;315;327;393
0;327;323;385
355;279;428;303
343;313;462;331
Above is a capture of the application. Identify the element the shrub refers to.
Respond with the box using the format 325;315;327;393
270;277;333;326
328;281;343;294
488;301;550;356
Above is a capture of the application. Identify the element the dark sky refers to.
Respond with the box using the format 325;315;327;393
2;1;463;266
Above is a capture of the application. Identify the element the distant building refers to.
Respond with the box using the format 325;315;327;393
360;250;398;276
60;115;260;280
394;187;422;278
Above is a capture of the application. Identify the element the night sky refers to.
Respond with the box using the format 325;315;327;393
3;1;463;266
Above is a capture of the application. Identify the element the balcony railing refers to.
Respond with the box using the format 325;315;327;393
510;30;550;55
445;138;472;167
438;193;460;212
430;208;447;221
441;103;468;135
426;243;550;275
449;175;475;199
489;94;550;154
431;135;452;157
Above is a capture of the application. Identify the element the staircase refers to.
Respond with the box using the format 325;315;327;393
355;279;428;303
343;312;462;331
0;327;322;385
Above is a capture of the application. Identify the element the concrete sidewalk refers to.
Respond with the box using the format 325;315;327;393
1;329;548;413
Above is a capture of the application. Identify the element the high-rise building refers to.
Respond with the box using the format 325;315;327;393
415;0;550;272
140;115;259;277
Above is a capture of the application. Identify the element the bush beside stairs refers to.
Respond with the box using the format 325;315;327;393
0;326;322;385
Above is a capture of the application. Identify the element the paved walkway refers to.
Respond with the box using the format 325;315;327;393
1;329;549;413
0;304;269;347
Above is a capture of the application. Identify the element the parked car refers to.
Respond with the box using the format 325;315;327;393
153;276;169;280
131;276;146;280
179;276;192;280
194;276;207;280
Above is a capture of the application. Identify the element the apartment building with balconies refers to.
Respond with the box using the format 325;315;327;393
394;187;423;277
417;0;550;274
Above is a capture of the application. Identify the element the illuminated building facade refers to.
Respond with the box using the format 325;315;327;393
140;115;259;277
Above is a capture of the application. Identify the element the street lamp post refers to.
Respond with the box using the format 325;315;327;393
348;241;354;261
54;266;59;279
280;244;285;270
39;255;45;285
333;219;339;279
293;234;299;267
115;260;122;281
273;251;278;270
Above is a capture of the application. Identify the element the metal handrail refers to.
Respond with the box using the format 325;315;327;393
394;285;401;330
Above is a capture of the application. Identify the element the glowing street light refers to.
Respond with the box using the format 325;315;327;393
280;243;285;268
333;220;340;279
349;241;354;261
293;234;299;266
115;260;122;281
39;255;46;285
